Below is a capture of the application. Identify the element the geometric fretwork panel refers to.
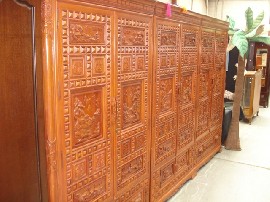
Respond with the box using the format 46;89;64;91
60;7;113;201
115;13;151;198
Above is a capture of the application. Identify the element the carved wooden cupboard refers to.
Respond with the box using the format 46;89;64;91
41;0;228;201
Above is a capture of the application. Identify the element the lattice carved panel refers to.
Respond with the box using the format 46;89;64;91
211;95;223;127
59;6;113;201
215;31;227;72
213;69;224;95
115;14;151;195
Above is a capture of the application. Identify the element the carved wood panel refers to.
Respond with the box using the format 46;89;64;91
211;31;227;128
195;127;221;165
150;19;179;201
58;5;113;201
196;29;215;139
178;24;199;152
115;13;152;198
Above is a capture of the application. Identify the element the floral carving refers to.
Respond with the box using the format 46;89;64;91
41;0;53;36
72;91;102;146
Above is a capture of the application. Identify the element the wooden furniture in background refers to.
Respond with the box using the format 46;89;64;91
247;42;270;108
0;0;228;201
0;0;47;201
241;70;262;124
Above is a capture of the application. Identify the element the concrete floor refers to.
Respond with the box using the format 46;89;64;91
169;104;270;202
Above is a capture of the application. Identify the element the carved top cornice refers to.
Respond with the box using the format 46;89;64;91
60;0;156;15
59;0;228;30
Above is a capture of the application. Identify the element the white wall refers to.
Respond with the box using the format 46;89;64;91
209;0;270;32
157;0;207;15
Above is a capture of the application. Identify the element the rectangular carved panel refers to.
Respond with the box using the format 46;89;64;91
59;5;113;201
71;89;103;147
73;177;106;202
197;99;210;138
69;20;105;44
121;26;145;46
115;13;151;198
121;82;142;129
159;77;174;113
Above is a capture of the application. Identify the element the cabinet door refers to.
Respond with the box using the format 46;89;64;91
196;29;214;139
114;12;152;201
211;31;227;129
58;4;114;201
151;18;179;201
177;24;199;152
